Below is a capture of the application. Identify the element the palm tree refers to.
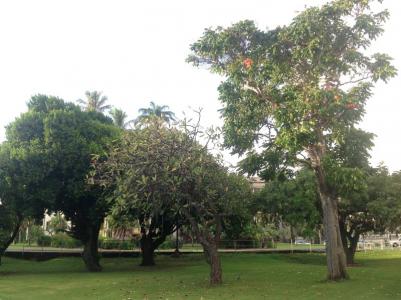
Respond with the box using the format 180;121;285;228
110;108;132;129
137;101;176;124
77;91;111;113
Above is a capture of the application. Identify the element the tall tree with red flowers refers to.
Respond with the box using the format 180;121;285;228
188;0;396;280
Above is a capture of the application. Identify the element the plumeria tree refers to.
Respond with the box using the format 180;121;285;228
93;117;251;284
188;0;396;280
92;120;187;266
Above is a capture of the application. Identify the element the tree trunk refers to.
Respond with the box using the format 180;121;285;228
290;225;295;242
202;242;222;285
310;143;348;280
338;217;360;266
319;191;348;280
345;236;359;265
82;224;102;272
0;217;22;266
140;235;155;266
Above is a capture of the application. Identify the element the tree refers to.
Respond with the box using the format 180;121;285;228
94;117;252;284
0;133;52;263
7;95;119;271
104;215;138;240
176;118;252;285
329;127;375;265
47;213;68;235
110;108;132;129
181;169;251;285
93;120;185;266
255;169;321;242
77;91;111;113
188;0;396;280
137;101;176;124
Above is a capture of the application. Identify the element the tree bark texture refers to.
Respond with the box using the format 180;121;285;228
339;219;359;265
0;216;22;266
184;211;223;285
309;142;348;280
82;223;102;272
140;235;156;266
202;242;222;285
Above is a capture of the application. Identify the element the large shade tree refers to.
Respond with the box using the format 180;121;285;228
7;95;119;271
188;0;396;280
0;108;59;264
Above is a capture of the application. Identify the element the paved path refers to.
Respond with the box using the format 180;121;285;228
4;247;325;260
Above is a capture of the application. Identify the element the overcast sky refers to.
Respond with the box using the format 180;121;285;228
0;0;400;171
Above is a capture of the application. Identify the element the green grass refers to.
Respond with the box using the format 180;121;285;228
275;242;325;250
1;251;401;299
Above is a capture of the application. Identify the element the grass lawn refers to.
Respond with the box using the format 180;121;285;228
1;251;401;299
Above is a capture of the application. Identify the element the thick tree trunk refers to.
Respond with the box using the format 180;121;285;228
82;224;102;272
319;189;348;280
140;236;155;266
202;242;222;285
310;142;348;281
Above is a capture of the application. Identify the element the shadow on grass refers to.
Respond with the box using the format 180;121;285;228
268;253;327;266
0;254;207;276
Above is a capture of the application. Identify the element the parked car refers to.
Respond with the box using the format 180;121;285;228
294;238;311;245
388;238;401;247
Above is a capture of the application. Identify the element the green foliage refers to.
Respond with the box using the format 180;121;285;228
0;204;20;254
27;225;46;245
158;237;183;250
136;101;176;124
77;91;111;113
110;108;131;129
93;119;193;253
98;238;138;250
6;95;119;252
47;213;68;235
188;0;396;181
188;1;396;278
51;233;82;248
255;169;321;237
37;235;52;247
365;166;401;232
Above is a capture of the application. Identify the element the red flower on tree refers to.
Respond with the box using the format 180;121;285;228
345;103;359;110
243;58;253;69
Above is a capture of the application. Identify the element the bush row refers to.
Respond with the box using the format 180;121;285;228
37;233;82;248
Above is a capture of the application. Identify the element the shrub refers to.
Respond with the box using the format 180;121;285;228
219;240;257;249
98;239;138;250
158;237;183;250
37;235;52;247
51;233;82;248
